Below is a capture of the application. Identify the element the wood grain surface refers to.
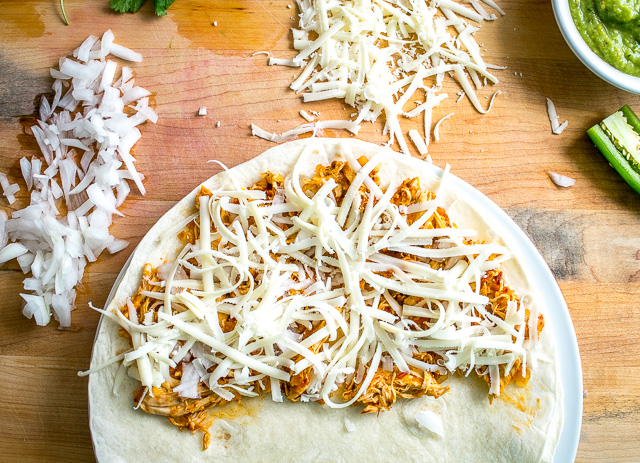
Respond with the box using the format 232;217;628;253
1;1;639;461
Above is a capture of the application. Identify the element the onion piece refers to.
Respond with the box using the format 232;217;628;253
0;211;7;249
20;293;51;326
107;238;129;254
344;417;356;432
0;173;19;204
74;35;99;63
0;242;28;265
122;87;151;105
20;157;33;190
51;294;72;327
415;410;445;437
87;184;124;217
546;98;568;135
173;362;201;399
547;171;575;188
381;355;393;372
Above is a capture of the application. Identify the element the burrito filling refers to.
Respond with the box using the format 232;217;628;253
98;153;543;448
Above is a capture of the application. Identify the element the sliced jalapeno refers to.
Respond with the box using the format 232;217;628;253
587;105;640;195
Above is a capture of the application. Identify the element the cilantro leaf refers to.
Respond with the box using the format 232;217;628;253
153;0;175;16
109;0;146;14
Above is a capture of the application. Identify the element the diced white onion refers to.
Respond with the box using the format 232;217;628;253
173;362;201;399
0;30;155;327
415;410;445;437
546;98;568;135
344;417;356;432
0;243;29;265
547;171;575;188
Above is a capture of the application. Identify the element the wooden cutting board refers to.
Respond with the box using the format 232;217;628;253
1;1;639;461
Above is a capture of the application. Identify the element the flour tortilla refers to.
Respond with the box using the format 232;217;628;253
89;138;563;463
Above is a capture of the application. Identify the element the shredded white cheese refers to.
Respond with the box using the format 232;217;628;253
408;129;428;156
299;109;315;122
251;120;360;143
94;141;533;404
269;57;302;67
433;113;455;142
263;0;505;154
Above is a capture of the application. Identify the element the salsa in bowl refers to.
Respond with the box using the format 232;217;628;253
552;0;640;93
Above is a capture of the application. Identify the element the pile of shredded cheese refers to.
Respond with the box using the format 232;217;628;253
93;143;538;406
259;0;505;154
0;30;156;326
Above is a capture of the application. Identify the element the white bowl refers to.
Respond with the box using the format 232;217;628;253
552;0;640;94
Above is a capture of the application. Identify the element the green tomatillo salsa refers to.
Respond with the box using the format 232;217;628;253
569;0;640;77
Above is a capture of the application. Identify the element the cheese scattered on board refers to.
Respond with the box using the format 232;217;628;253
266;0;505;153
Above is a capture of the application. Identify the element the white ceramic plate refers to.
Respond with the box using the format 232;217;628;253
91;163;583;462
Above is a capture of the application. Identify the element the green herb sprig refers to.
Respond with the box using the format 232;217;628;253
61;0;69;25
109;0;176;16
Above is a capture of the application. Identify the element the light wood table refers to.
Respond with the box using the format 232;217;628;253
0;1;638;461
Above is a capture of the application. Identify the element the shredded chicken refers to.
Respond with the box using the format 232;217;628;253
285;323;327;401
137;380;224;417
343;366;448;414
134;379;221;450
